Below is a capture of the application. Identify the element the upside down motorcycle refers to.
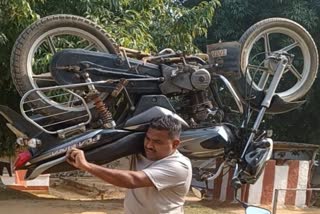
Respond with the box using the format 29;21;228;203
0;14;319;213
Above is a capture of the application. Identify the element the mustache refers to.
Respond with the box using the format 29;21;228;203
144;147;155;152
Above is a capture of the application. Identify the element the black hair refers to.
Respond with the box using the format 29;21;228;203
149;115;182;139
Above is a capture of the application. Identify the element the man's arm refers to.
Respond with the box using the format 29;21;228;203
85;163;154;189
66;148;154;189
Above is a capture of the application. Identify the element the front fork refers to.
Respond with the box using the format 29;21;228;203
232;54;289;188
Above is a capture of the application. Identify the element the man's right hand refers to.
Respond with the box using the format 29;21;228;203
66;148;91;171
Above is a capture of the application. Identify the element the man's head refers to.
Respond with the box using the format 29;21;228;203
144;115;182;161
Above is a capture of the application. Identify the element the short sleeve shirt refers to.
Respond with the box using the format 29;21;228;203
124;151;192;214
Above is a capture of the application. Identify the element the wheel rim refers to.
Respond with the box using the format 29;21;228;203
241;26;312;101
27;27;110;112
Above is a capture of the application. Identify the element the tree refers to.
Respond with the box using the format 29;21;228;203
30;0;220;52
0;0;40;156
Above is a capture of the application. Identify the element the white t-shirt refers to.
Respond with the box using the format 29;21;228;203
124;150;192;214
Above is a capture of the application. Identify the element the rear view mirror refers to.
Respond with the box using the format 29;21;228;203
246;206;271;214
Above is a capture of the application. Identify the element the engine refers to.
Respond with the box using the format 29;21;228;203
158;64;224;125
191;68;212;90
159;64;211;94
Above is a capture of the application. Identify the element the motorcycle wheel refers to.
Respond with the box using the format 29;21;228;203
10;14;118;118
239;18;318;102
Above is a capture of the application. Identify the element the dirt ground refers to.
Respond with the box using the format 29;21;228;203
0;177;319;214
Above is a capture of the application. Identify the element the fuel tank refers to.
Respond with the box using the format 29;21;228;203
179;125;236;159
124;106;236;159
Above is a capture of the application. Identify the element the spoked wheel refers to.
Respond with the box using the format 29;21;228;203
10;14;132;124
240;18;318;102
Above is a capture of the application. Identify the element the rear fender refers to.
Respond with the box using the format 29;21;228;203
230;79;306;114
24;131;144;180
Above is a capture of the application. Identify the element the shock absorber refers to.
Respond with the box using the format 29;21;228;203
81;71;116;129
82;69;129;129
93;96;116;129
93;79;128;128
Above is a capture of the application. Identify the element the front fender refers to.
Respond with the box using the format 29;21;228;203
230;78;305;114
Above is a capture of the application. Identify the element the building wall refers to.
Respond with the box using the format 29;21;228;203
212;160;312;207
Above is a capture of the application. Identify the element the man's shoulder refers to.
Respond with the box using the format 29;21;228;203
157;151;192;170
171;151;191;162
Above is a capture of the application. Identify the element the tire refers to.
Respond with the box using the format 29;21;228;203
10;14;118;118
239;18;319;102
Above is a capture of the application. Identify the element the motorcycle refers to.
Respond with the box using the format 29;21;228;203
1;14;318;214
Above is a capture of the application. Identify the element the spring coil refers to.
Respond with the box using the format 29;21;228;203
93;96;113;125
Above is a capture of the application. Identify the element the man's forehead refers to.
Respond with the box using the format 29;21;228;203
146;128;170;138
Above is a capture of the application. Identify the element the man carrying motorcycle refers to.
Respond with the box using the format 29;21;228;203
66;115;192;214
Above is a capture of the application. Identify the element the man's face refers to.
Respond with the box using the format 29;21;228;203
144;128;180;161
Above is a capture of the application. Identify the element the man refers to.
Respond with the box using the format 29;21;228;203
66;115;192;214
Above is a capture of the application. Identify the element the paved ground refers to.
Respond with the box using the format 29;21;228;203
0;177;319;214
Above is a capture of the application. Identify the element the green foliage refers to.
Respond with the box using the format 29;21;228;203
0;0;41;156
79;0;220;52
0;0;39;93
0;33;7;45
32;0;219;52
200;0;320;49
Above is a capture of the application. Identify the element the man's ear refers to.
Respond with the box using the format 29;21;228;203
172;139;181;149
